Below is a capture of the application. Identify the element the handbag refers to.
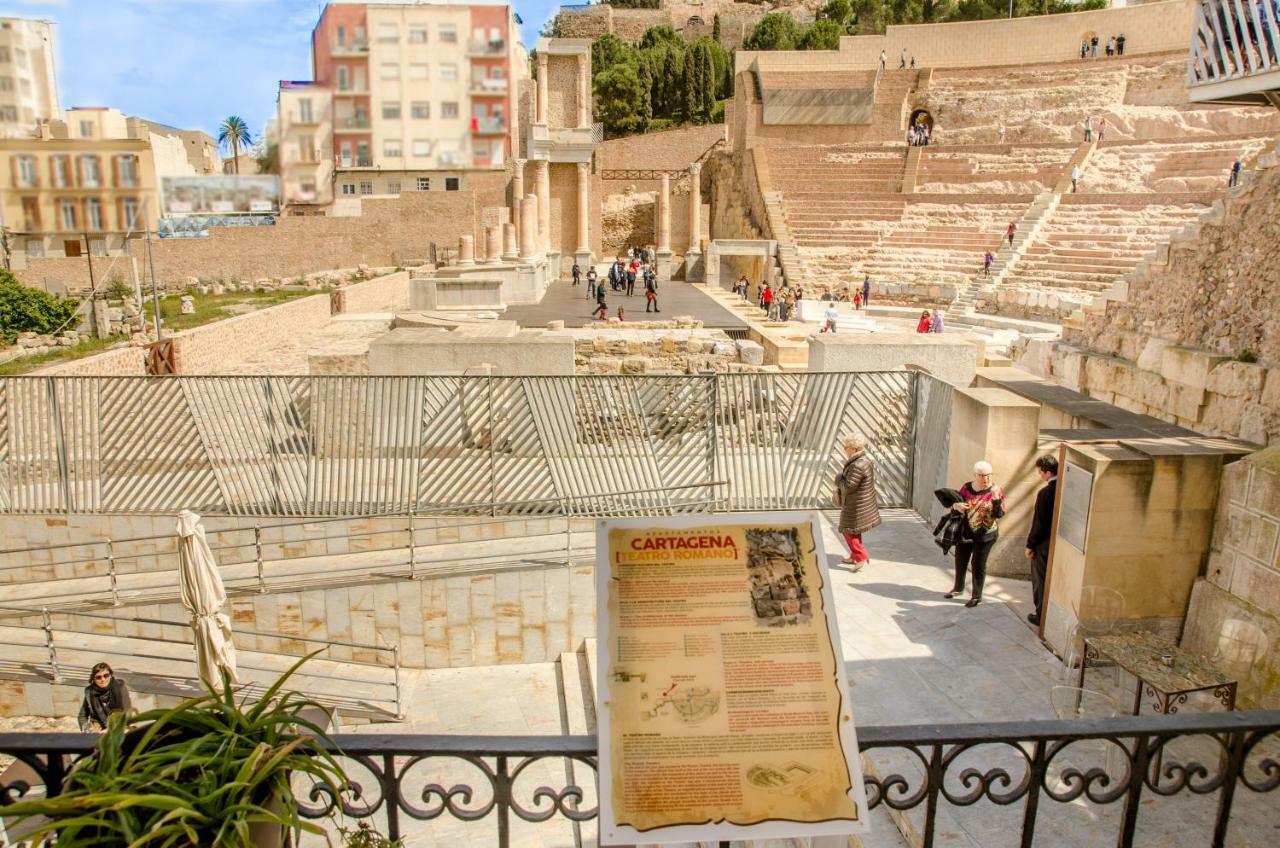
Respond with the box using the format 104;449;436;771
832;469;845;507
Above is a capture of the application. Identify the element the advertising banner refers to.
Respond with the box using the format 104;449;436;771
161;175;281;216
596;512;868;845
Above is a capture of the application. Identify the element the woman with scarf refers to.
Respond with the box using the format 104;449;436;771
944;460;1005;607
78;662;133;732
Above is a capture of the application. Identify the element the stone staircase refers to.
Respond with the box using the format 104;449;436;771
946;189;1061;320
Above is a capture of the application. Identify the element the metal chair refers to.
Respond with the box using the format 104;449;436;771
1048;685;1127;790
1061;585;1127;682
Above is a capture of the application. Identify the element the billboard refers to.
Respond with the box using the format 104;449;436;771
161;175;281;216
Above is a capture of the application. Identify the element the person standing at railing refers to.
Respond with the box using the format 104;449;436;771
78;662;132;732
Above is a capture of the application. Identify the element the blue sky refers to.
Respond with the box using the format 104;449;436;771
0;0;558;145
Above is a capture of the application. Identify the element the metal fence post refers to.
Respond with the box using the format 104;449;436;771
106;537;120;606
254;524;266;593
42;607;61;682
407;519;417;580
393;645;403;719
565;516;573;567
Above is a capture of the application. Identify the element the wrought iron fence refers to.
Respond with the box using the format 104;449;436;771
0;372;932;516
2;710;1278;847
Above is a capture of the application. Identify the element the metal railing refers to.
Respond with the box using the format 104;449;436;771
1189;0;1280;88
2;711;1277;846
0;485;725;608
0;373;943;516
0;604;402;718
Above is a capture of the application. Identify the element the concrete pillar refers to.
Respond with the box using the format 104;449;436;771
656;173;673;281
577;52;590;127
511;159;525;255
535;158;550;255
685;162;703;281
458;234;475;266
536;53;549;124
575;163;590;253
519;194;539;262
485;225;501;263
502;223;518;261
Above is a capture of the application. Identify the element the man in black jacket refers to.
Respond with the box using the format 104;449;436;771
1025;455;1058;626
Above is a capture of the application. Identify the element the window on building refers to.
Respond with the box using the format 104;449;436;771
388;180;401;194
26;239;44;259
15;155;37;187
340;142;353;165
376;23;398;43
19;78;30;96
442;102;459;120
408;27;428;44
0;105;19;122
382;101;401;119
121;197;139;228
473;27;485;43
79;120;94;138
337;66;350;91
341;183;356;196
439;24;457;44
85;198;103;230
409;63;428;80
59;199;77;230
439;63;458;82
356;141;370;166
0;47;9;63
21;197;40;230
445;177;460;191
299;180;316;199
12;48;26;68
298;98;313;123
80;155;101;187
117;155;138;187
64;239;81;257
412;139;432;157
354;26;366;45
0;77;11;92
335;25;346;47
90;239;107;257
417;176;430;191
354;66;367;91
489;27;501;42
297;134;315;162
359;180;373;195
384;140;401;157
411;101;430;119
380;63;399;80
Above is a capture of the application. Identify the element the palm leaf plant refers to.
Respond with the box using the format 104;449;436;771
4;655;346;847
218;116;253;174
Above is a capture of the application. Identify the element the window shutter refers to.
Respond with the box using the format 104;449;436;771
9;155;17;187
112;154;120;187
74;155;82;187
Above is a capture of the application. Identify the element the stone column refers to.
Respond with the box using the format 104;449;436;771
485;225;501;263
685;162;703;281
458;234;475;266
519;194;539;262
502;223;518;261
656;173;673;281
575;163;590;254
511;159;525;255
535;158;551;256
577;52;590;127
536;53;549;124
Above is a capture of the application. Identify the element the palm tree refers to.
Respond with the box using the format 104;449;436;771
217;116;253;175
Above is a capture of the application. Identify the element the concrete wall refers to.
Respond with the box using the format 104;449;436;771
808;333;978;388
1182;448;1280;708
367;327;576;376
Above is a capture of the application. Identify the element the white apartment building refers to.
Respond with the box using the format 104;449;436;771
0;17;60;138
278;1;525;213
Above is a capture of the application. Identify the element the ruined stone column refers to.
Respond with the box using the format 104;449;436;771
511;159;525;256
577;52;590;127
458;234;475;266
535;158;551;255
519;194;539;262
502;223;518;261
656;173;673;281
536;53;549;124
575;162;590;254
485;225;501;263
685;162;703;281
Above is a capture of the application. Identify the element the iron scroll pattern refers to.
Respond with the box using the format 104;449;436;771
2;711;1279;847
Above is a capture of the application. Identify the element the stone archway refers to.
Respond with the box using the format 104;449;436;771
704;239;780;291
909;108;934;134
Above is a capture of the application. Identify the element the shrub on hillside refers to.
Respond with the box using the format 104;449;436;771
0;270;81;343
744;13;802;51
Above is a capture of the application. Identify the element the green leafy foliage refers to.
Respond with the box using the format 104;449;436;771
596;62;652;138
340;819;405;847
0;269;81;343
743;13;802;51
104;273;133;303
820;0;853;24
799;19;844;50
2;657;346;847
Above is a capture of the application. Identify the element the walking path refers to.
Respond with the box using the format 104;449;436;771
501;268;747;329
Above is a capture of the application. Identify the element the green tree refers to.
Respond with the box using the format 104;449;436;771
819;0;852;24
0;269;81;343
713;13;722;42
799;19;843;50
595;62;651;138
743;13;802;50
640;25;681;50
253;139;279;175
592;33;629;75
217;116;253;175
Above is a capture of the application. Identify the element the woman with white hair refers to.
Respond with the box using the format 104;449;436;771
945;459;1005;607
834;433;882;572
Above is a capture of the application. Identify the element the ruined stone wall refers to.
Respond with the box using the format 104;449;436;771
545;54;581;131
14;191;480;293
571;326;766;375
1182;448;1280;708
35;345;147;376
596;124;724;171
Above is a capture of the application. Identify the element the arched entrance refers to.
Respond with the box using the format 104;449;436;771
908;109;934;134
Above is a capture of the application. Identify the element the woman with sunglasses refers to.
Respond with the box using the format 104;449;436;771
77;662;133;732
944;460;1005;608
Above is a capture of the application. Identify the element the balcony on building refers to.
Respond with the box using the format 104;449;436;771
470;77;509;97
339;156;374;168
334;117;371;132
468;39;506;57
470;116;507;135
331;39;369;58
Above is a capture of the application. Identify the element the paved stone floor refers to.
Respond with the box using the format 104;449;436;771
501;268;747;329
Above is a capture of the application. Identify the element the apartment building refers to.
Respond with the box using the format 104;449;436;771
278;1;525;213
0;107;206;265
0;17;60;138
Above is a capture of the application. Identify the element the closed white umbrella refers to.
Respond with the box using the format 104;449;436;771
176;510;239;691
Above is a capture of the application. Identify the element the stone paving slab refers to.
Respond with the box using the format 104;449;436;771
501;269;747;330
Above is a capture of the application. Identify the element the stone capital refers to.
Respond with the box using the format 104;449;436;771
688;162;702;176
512;158;527;170
576;162;590;177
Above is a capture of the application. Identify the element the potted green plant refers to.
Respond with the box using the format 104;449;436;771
3;657;345;847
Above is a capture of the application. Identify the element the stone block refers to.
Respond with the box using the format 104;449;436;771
621;356;648;374
1167;382;1207;421
1160;345;1229;391
735;339;764;365
1246;454;1280;522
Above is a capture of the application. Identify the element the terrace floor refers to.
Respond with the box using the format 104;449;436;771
501;269;748;330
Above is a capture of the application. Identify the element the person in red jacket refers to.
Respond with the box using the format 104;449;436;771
916;310;932;333
761;284;775;316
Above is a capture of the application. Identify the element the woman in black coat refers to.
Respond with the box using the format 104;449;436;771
78;662;133;732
